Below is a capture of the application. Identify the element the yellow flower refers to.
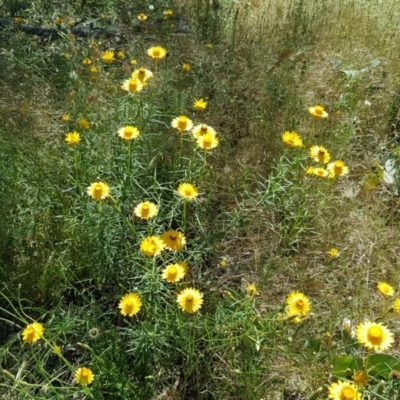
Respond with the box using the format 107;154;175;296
193;98;208;111
164;9;174;17
207;43;214;49
90;66;98;73
82;57;92;65
65;131;81;145
177;183;199;200
101;50;115;64
87;182;110;200
137;13;148;21
22;322;44;344
161;230;186;251
308;105;328;118
182;63;191;72
394;298;400;315
118;293;142;317
310;145;331;164
196;132;219;151
286;292;310;317
282;131;303;148
78;118;90;130
328;380;361;400
314;167;328;177
328;248;339;258
147;46;167;60
121;77;144;93
118;125;140;140
177;288;204;313
356;321;394;351
327;160;349;177
117;50;125;58
74;367;95;386
171;116;194;132
191;124;217;138
131;59;137;65
377;282;394;297
162;263;186;283
55;17;64;24
14;17;23;24
131;67;153;84
61;114;70;122
246;284;258;297
64;53;71;59
133;201;158;220
352;370;368;387
140;236;165;257
305;166;314;175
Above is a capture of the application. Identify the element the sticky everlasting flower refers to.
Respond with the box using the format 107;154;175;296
78;118;90;130
177;183;199;200
65;131;81;145
393;298;400;315
101;50;115;64
140;236;165;257
328;380;361;400
177;288;204;313
137;13;148;21
197;132;219;151
162;263;186;283
164;9;174;17
308;105;328;118
182;63;191;72
61;114;70;121
147;46;167;60
74;367;95;386
171;116;193;132
118;125;140;140
246;284;258;297
131;67;153;84
327;160;349;177
328;248;339;258
117;51;125;58
121;77;144;93
286;292;310;317
82;57;92;65
87;182;110;200
310;145;331;164
282;131;303;148
377;282;394;297
356;321;394;351
22;322;44;343
352;370;368;387
133;201;158;220
118;293;142;317
193;98;208;111
161;230;186;251
192;124;217;138
314;167;328;178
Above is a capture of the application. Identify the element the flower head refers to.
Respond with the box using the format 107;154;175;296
328;380;361;400
118;293;142;317
121;77;144;93
356;321;394;351
87;182;110;200
117;51;125;58
310;145;331;164
196;132;219;151
305;166;314;175
394;298;400;315
78;118;90;130
308;105;328;118
314;167;328;177
161;230;186;251
328;248;339;258
65;131;81;145
327;160;349;177
90;66;98;73
74;367;95;386
171;116;193;132
164;9;174;17
182;63;191;72
246;284;258;297
82;57;92;65
377;282;394;297
177;288;204;313
133;201;158;220
191;124;217;138
140;236;165;257
177;183;199;200
22;322;44;344
131;67;153;84
61;114;70;122
352;370;368;387
193;98;208;111
137;13;148;21
147;46;167;60
118;125;140;140
101;50;115;64
282;131;303;148
286;292;311;317
162;263;186;283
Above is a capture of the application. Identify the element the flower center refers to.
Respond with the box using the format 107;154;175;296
341;386;356;399
138;68;145;79
94;184;103;193
296;299;304;307
186;295;193;302
153;50;160;57
170;234;177;240
201;125;208;133
315;106;324;115
142;204;149;211
82;369;89;377
367;326;383;344
169;266;177;274
185;189;192;196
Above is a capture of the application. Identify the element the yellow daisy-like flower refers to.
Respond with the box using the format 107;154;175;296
133;201;158;220
356;321;394;351
305;166;314;175
327;160;349;177
74;367;95;386
246;284;258;297
65;131;81;145
55;17;64;24
310;145;331;164
147;46;167;60
164;9;174;17
161;230;186;251
118;293;143;317
14;17;23;24
308;105;328;118
64;53;71;59
171;116;194;132
352;370;368;387
182;63;191;72
117;50;125;58
282;131;303;148
393;298;400;315
137;13;148;21
177;183;199;200
61;113;70;121
377;282;394;297
82;57;92;65
101;50;115;64
87;182;110;200
162;263;186;283
328;248;339;258
90;66;98;73
121;77;144;93
177;288;204;313
191;124;217;138
118;125;140;140
193;98;208;111
286;292;311;316
131;59;137;65
131;67;153;84
314;167;328;177
197;132;219;151
328;380;361;400
140;236;165;257
78;118;90;130
22;322;44;344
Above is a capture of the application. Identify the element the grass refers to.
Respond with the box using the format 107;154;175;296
1;0;400;399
